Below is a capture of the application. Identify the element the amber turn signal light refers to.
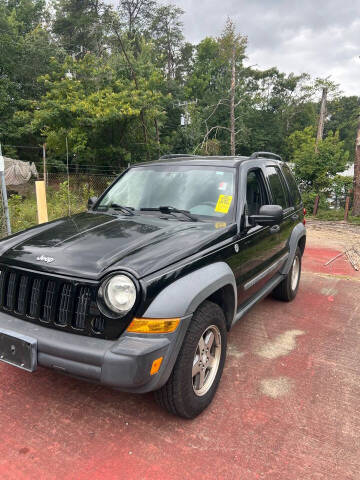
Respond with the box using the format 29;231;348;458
127;318;180;334
150;357;164;375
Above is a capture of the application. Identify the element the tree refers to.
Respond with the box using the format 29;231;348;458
150;4;184;83
326;96;360;163
186;21;248;156
25;53;167;167
288;126;349;195
218;19;247;155
0;0;358;178
52;0;111;56
315;87;327;149
240;70;316;157
332;175;353;209
117;0;155;37
0;0;61;160
353;116;360;216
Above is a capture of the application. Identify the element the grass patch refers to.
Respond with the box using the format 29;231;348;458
308;209;360;225
3;181;93;235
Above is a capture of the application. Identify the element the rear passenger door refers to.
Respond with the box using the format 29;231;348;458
265;164;294;256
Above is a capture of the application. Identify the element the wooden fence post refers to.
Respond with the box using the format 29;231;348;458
35;181;48;224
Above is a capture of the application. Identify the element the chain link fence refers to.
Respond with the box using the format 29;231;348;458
0;172;122;239
46;172;118;196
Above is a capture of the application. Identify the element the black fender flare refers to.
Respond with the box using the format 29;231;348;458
143;262;237;323
280;223;306;275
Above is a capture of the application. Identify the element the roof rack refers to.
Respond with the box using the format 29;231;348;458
250;151;283;161
159;154;195;160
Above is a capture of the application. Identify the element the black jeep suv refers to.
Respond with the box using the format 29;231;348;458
0;152;305;418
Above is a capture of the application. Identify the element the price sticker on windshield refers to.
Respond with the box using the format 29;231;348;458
215;195;233;214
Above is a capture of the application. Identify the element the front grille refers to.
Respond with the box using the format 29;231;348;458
0;267;107;338
6;272;17;310
42;280;56;322
29;277;43;318
58;283;74;326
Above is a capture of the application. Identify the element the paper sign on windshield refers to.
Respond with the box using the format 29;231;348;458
215;195;233;214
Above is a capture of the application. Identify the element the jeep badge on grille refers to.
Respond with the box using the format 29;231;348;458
36;255;55;264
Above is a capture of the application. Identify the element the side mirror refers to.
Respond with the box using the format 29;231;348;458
87;196;98;210
249;205;283;227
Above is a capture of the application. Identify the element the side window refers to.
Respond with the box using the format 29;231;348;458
281;164;302;207
246;169;268;216
266;166;289;208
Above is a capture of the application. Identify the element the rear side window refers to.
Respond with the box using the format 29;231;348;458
281;164;302;207
266;166;289;208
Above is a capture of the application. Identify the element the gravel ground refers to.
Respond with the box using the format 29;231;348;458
307;219;360;250
307;220;360;270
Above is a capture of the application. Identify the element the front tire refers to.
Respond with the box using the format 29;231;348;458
154;301;227;419
272;247;302;302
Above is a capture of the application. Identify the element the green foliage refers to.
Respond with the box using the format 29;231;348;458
150;4;184;81
331;175;353;208
308;209;360;225
326;96;360;163
288;126;349;194
0;0;358;187
8;193;38;232
52;0;111;55
301;192;328;212
7;181;91;234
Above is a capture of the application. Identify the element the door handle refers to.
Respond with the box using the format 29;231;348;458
270;225;280;234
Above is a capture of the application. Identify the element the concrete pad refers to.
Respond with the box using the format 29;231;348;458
0;246;360;479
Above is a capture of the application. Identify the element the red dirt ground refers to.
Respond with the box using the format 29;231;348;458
1;232;360;479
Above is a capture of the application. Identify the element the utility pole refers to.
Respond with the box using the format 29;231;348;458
0;143;11;235
315;87;328;152
352;115;360;216
230;46;236;156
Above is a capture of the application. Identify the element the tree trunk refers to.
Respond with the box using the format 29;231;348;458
352;116;360;216
315;87;327;152
167;30;172;83
230;46;236;156
154;118;160;155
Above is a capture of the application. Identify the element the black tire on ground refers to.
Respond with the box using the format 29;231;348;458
154;300;227;419
272;246;302;302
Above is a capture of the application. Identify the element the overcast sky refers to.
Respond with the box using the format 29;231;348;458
165;0;360;97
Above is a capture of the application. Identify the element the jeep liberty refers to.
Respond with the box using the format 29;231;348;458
0;152;305;418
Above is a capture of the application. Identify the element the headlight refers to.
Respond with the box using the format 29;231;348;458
101;275;137;315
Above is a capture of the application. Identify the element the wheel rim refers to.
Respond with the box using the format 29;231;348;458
192;325;222;397
291;255;300;291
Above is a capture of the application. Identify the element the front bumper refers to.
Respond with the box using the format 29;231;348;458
0;311;192;393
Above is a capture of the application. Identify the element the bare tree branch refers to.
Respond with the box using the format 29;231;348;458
193;125;231;154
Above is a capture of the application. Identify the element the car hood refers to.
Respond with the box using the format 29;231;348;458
0;212;235;280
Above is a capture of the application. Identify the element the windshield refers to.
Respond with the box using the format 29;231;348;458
97;165;236;220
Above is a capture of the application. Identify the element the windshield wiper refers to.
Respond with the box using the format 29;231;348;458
140;206;198;222
108;203;135;216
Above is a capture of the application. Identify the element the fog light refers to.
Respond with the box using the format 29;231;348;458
150;357;163;376
127;318;180;334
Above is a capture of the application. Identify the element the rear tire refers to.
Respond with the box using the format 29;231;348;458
272;247;302;302
154;300;227;419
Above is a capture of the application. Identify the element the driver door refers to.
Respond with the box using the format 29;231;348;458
231;168;284;306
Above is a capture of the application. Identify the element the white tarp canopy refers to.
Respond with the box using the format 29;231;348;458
2;156;38;186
